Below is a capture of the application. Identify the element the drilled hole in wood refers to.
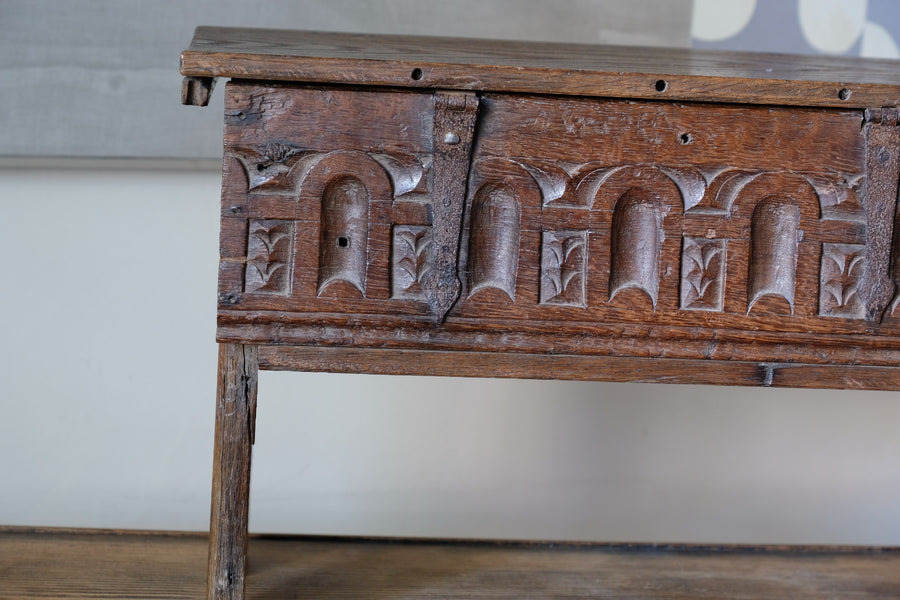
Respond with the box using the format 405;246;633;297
679;133;693;144
337;236;350;248
411;68;424;81
838;88;851;100
655;79;668;92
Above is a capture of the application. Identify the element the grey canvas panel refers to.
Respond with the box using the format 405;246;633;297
0;0;692;159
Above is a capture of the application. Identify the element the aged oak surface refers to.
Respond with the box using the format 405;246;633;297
258;346;900;390
2;527;900;600
181;27;900;600
181;27;900;108
214;81;900;382
208;344;257;600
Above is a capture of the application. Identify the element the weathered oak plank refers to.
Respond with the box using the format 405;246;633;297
257;346;900;390
2;527;899;600
181;27;900;108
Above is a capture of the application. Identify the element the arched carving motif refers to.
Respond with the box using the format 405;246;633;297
467;183;521;301
609;188;665;308
300;151;393;299
748;196;801;314
318;176;369;295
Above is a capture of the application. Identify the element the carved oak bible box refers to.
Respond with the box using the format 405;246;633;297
182;27;900;599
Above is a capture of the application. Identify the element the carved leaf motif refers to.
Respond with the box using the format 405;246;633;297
252;226;289;254
397;229;432;283
545;243;564;296
392;226;433;299
245;219;293;295
824;254;863;306
680;238;726;311
561;235;586;291
820;244;865;318
693;244;723;296
249;261;285;283
540;231;587;307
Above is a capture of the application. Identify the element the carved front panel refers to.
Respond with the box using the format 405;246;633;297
218;83;900;365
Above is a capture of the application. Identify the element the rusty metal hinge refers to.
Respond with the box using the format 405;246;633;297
421;91;481;322
864;107;900;126
860;107;900;321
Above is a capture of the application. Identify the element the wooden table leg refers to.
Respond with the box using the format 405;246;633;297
208;343;258;600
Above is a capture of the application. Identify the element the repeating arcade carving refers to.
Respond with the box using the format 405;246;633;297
498;158;867;319
233;145;431;201
245;219;293;295
680;238;727;311
820;243;866;318
392;226;432;300
235;149;874;323
540;231;587;307
515;160;863;220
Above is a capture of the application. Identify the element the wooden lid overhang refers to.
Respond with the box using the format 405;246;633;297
181;26;900;109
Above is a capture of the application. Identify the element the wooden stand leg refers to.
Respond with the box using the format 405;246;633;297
208;343;258;600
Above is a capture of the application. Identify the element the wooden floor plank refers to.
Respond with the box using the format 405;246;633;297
2;528;900;599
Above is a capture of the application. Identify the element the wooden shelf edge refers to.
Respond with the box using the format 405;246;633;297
3;525;899;554
3;526;900;599
257;346;900;390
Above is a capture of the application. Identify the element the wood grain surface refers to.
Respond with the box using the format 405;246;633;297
2;527;899;599
208;344;257;600
257;346;900;390
215;83;900;389
181;27;900;108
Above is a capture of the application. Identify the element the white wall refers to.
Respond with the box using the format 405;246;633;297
2;164;899;545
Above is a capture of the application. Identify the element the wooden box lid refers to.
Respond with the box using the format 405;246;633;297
181;26;900;108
